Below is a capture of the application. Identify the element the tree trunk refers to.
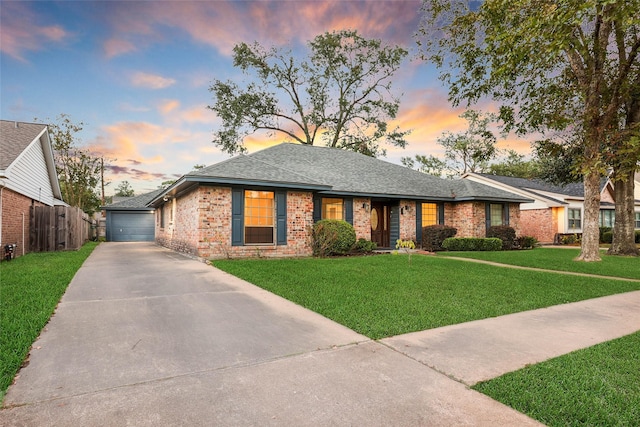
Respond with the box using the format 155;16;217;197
577;170;602;261
608;169;639;256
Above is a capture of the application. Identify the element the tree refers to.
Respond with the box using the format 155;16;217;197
115;181;135;197
208;30;410;157
401;154;447;177
438;110;498;175
45;114;102;215
419;0;640;261
488;149;541;179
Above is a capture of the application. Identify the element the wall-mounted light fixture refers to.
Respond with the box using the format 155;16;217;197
362;203;369;210
163;196;172;202
400;205;411;215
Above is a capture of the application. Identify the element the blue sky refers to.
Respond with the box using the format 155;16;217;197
1;0;531;195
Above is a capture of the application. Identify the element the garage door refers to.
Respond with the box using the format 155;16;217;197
106;211;155;242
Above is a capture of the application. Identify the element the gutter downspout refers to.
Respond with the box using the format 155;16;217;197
0;184;3;246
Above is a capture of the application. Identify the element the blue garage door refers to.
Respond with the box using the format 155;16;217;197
107;211;155;242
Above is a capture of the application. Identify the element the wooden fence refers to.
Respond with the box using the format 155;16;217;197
30;206;95;252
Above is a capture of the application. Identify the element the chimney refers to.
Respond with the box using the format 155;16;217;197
14;121;18;128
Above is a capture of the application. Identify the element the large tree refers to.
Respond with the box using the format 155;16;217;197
419;0;640;261
208;30;410;157
114;181;135;197
45;114;102;215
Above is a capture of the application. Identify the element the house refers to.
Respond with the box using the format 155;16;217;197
462;172;640;244
103;189;163;242
148;143;532;259
0;120;64;258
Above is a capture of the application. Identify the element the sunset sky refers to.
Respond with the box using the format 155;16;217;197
1;0;533;196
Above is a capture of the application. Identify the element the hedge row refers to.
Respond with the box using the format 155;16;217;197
442;237;503;251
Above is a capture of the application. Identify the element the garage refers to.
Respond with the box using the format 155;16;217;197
106;210;155;242
104;190;161;242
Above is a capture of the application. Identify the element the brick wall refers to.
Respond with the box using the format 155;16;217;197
520;208;556;243
399;200;417;242
446;202;486;237
157;186;315;259
353;197;371;241
1;188;44;258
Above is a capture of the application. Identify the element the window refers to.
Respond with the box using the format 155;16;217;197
421;203;438;227
599;210;615;227
489;203;505;226
636;212;640;229
244;190;274;244
568;208;582;229
322;198;343;220
160;206;165;228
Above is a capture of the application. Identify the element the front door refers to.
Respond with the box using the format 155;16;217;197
370;202;390;248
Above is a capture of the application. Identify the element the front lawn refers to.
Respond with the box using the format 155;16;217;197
213;254;640;339
0;242;98;401
473;331;640;427
439;247;640;280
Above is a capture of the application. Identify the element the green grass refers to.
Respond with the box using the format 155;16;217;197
439;247;640;280
213;254;640;339
473;331;640;427
0;242;98;401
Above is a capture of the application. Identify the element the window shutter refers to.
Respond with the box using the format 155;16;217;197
344;198;353;225
504;203;510;225
438;204;445;225
276;191;287;245
485;203;491;233
231;189;244;246
415;202;422;244
313;195;321;223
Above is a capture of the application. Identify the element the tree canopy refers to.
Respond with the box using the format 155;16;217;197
45;114;102;215
419;0;640;260
208;30;410;157
115;181;135;197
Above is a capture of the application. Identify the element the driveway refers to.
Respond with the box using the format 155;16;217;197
1;243;543;426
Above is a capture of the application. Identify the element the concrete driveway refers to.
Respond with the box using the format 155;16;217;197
1;243;543;426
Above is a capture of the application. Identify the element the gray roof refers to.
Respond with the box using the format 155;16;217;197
0;120;48;170
475;173;607;199
104;188;164;210
152;144;532;205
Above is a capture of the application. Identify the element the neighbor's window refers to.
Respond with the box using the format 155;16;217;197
636;212;640;229
568;208;582;229
599;210;615;228
490;203;505;226
244;190;274;244
421;203;438;227
322;198;343;220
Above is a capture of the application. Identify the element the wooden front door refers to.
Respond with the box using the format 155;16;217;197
370;202;390;248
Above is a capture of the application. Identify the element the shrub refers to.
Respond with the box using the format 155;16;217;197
486;226;517;250
602;231;613;244
599;227;612;243
422;224;457;252
516;235;538;249
442;237;502;251
312;220;356;256
355;238;377;253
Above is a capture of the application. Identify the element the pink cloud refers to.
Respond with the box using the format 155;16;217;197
104;38;136;58
0;2;71;61
130;71;176;89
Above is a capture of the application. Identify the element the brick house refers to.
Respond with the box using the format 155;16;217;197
149;143;532;259
0;120;64;258
462;173;640;244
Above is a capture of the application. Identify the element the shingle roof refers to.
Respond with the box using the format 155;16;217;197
475;173;607;198
104;188;164;209
183;143;531;203
0;120;47;170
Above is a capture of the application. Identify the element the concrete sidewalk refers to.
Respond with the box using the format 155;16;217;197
1;243;638;426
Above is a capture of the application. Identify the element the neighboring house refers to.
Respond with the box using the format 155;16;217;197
462;173;640;244
0;120;65;258
149;143;532;259
103;189;163;242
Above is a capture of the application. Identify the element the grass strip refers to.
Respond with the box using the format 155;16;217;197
473;331;640;427
438;247;640;280
0;242;98;400
213;254;640;339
